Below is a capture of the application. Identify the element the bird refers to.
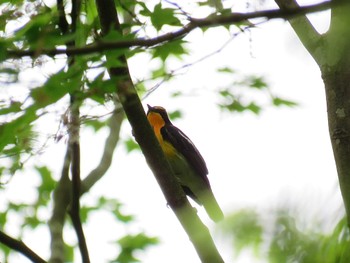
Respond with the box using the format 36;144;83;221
146;104;224;222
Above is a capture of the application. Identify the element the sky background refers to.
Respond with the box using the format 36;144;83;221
1;1;344;262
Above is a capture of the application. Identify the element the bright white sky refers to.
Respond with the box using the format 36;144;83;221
1;1;344;263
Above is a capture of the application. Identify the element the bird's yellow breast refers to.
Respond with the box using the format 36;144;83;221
147;112;177;156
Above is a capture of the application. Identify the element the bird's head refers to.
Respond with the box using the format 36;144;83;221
147;104;172;125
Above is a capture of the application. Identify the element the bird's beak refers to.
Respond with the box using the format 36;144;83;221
147;104;153;113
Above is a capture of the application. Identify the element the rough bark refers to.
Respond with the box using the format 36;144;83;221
323;59;350;223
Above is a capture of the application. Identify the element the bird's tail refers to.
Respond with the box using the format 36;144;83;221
201;190;224;222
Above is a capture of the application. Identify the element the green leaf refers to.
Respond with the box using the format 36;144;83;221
247;102;261;115
272;97;298;107
31;64;85;107
0;109;36;154
84;118;107;131
220;210;263;255
64;243;75;262
85;0;99;25
168;110;182;120
138;2;152;17
152;39;188;61
151;3;181;31
248;76;268;89
217;67;236;74
114;233;159;263
124;137;140;153
0;101;22;115
86;73;116;103
24;215;41;229
118;233;159;250
97;197;134;223
35;166;56;206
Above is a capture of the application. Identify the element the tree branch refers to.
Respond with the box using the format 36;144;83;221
0;231;47;263
7;1;332;58
48;145;71;263
81;105;124;193
274;0;324;65
95;0;224;262
56;0;69;34
68;96;90;263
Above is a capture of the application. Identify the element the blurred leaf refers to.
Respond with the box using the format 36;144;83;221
31;65;85;107
248;76;268;90
124;137;140;153
35;166;56;206
85;0;99;25
168;110;182;120
151;3;181;31
246;102;261;115
0;101;22;115
64;243;75;262
151;64;167;79
114;233;159;263
0;211;7;229
217;67;235;74
85;72;116;104
80;205;98;223
24;215;41;229
221;210;263;255
272;97;298;107
220;206;350;263
219;98;262;115
84;118;108;132
138;2;152;17
152;39;188;61
97;197;134;223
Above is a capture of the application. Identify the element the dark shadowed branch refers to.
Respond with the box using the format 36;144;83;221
0;231;47;263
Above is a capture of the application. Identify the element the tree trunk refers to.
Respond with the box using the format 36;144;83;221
323;60;350;223
274;0;350;225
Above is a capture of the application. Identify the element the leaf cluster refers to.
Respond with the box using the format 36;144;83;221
220;209;350;263
216;67;297;115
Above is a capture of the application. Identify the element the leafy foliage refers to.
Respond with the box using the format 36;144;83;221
216;68;297;115
219;208;350;263
113;233;159;263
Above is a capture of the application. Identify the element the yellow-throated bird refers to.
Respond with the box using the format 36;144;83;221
147;105;224;222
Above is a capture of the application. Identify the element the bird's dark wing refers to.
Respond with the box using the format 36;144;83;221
161;124;210;187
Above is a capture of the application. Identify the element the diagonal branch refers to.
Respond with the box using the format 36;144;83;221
7;1;332;58
0;230;47;263
95;0;224;262
81;105;124;194
274;0;324;65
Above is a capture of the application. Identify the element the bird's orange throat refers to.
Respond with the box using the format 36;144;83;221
147;112;165;138
147;112;176;156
